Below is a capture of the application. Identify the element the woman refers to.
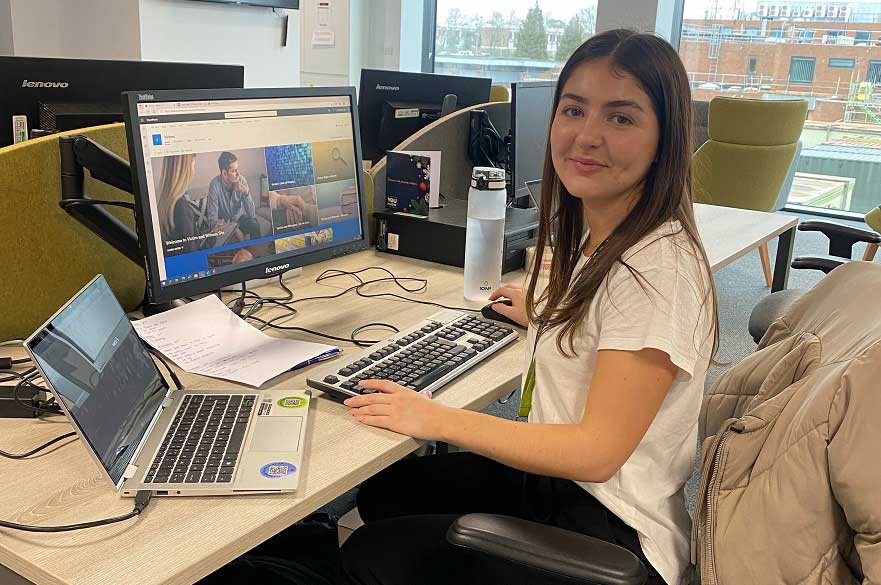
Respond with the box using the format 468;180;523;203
155;153;201;254
338;29;718;585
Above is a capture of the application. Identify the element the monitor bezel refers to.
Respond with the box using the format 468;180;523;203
123;86;370;304
510;80;557;201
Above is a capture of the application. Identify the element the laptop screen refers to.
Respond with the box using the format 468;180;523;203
27;276;168;485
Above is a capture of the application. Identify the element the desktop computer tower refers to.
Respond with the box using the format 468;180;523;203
374;200;539;273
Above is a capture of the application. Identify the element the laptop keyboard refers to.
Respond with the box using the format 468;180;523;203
306;310;518;400
145;394;256;485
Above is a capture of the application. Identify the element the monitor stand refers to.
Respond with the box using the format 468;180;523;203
59;135;174;316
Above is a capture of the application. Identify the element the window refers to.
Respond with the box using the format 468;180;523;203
789;57;816;83
433;1;597;85
678;1;881;216
868;60;881;83
829;58;856;68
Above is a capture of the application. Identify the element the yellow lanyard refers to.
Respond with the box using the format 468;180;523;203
518;238;609;418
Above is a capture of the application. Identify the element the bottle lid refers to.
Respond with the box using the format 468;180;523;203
470;166;506;191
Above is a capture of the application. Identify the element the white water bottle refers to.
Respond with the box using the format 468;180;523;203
464;167;507;301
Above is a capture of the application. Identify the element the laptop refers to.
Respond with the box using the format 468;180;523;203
25;274;310;497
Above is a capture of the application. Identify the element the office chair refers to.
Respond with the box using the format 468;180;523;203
692;97;808;287
446;263;880;585
489;84;511;103
747;206;881;343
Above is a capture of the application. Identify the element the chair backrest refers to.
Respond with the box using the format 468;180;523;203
692;97;808;212
771;140;802;212
0;124;144;341
692;99;710;152
489;84;510;103
867;205;881;233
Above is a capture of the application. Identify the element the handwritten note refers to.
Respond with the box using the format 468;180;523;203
133;295;338;387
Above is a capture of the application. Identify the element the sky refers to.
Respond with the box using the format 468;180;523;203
436;0;762;23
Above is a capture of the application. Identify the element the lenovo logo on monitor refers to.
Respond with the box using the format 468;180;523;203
21;79;69;88
375;84;400;91
265;264;290;275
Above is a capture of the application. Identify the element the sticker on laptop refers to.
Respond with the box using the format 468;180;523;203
277;396;309;409
260;462;297;478
258;400;272;416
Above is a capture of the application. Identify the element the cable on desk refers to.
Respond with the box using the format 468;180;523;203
0;490;152;533
0;432;77;459
0;369;62;416
142;344;183;391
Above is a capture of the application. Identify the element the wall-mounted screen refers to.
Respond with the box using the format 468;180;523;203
189;0;299;9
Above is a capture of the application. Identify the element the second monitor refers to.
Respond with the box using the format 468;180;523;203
358;69;492;165
123;87;370;305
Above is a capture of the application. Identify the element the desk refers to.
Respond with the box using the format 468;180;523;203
0;204;797;585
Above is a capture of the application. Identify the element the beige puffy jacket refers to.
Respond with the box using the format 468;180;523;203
691;261;881;585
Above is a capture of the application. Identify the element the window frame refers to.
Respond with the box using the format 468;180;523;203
828;57;856;68
789;56;816;83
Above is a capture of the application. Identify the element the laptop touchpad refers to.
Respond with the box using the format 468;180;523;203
250;418;302;452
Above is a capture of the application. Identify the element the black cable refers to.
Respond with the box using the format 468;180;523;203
245;317;383;347
142;344;183;391
11;357;30;365
60;199;136;211
0;490;152;533
1;369;62;415
0;432;77;459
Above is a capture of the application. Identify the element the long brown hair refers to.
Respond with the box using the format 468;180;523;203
526;29;719;356
156;153;197;233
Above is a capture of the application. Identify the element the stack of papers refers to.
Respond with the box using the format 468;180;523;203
132;295;339;387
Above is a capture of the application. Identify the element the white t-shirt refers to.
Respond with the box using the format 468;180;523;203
525;219;713;585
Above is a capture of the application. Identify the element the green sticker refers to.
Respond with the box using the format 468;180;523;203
277;396;308;409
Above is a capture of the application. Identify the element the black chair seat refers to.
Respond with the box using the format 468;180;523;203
749;289;804;343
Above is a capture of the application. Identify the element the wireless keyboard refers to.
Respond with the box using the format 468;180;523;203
306;309;519;400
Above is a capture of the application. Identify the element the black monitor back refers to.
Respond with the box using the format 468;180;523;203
0;57;244;147
358;68;491;165
511;80;556;208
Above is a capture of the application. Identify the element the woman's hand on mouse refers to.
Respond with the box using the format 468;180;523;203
488;285;529;327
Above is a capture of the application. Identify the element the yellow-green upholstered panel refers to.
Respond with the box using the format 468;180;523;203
0;123;144;341
866;206;881;234
692;140;797;212
708;97;808;146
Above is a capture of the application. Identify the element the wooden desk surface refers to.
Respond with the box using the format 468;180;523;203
695;203;798;272
0;204;795;585
0;251;525;585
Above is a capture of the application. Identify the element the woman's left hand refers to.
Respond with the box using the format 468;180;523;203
343;380;449;441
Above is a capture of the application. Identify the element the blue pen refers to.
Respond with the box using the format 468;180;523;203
292;348;341;371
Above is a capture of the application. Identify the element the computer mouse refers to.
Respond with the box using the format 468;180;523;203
481;299;523;328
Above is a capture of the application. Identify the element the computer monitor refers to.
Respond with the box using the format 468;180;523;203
358;69;492;165
510;80;556;208
0;57;244;148
122;87;370;304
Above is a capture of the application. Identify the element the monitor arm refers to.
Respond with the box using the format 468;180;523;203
59;135;143;268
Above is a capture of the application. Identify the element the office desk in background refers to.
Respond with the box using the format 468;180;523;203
0;204;798;585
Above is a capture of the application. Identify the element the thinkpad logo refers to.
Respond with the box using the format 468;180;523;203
22;79;69;88
265;264;290;275
375;84;400;91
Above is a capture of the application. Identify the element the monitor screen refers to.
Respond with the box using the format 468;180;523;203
358;69;492;165
26;275;167;487
0;57;244;148
511;81;556;207
123;87;369;303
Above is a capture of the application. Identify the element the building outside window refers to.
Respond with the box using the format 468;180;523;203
790;56;816;82
679;0;881;216
433;1;598;85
